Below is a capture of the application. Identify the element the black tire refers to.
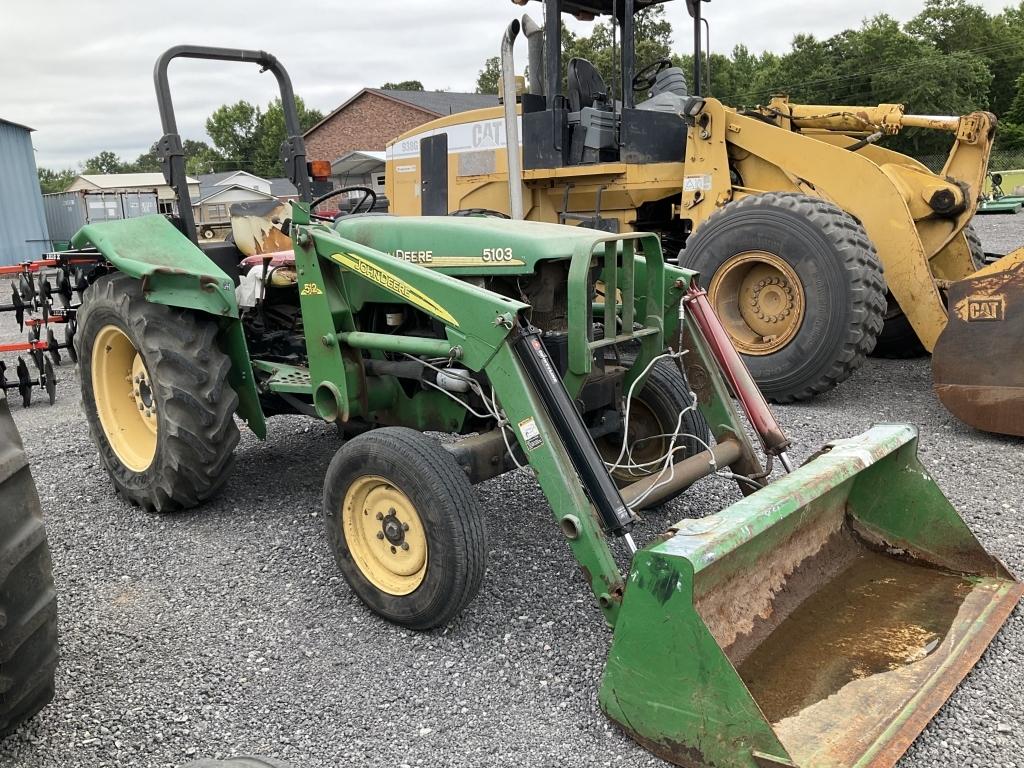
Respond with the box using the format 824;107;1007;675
597;359;711;508
323;427;486;630
76;273;240;512
873;224;985;359
872;293;926;359
965;222;986;269
184;758;293;768
0;394;58;738
681;192;885;402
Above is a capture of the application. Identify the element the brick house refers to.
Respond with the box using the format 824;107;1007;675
304;89;499;163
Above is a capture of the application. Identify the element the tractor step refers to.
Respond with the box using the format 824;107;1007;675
253;361;313;394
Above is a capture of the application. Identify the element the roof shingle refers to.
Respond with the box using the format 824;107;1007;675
372;89;499;116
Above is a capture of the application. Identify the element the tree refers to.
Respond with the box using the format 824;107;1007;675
37;167;76;194
907;0;1021;117
125;146;162;173
381;80;424;91
82;150;127;174
184;141;226;176
204;97;323;178
906;0;993;54
562;6;674;96
205;100;263;170
476;57;501;94
254;97;324;178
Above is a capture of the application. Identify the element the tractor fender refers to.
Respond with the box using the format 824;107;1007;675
71;215;266;438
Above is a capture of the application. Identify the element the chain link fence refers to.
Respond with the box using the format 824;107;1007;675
917;149;1024;176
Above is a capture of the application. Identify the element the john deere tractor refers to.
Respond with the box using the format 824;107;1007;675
68;46;1021;768
385;0;1024;437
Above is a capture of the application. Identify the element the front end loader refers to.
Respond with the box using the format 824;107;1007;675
68;46;1021;768
385;0;1024;437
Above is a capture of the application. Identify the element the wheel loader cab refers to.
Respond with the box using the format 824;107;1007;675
517;0;692;176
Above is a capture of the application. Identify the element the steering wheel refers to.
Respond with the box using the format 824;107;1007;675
310;185;378;222
633;58;673;92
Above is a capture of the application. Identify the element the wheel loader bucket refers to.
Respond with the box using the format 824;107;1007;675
600;424;1021;768
933;248;1024;436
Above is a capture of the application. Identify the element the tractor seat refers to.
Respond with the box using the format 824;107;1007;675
567;58;610;112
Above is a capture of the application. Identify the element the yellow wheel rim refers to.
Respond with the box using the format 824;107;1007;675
708;251;806;356
91;325;158;472
343;475;428;596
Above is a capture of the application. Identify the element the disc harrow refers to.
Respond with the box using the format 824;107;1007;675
0;250;102;408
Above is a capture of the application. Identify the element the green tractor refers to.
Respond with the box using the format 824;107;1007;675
68;46;1021;768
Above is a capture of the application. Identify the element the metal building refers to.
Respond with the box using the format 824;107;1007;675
0;118;49;266
43;190;159;245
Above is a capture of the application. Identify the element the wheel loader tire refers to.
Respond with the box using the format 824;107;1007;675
681;192;885;403
0;394;58;739
872;295;926;359
323;427;486;630
873;224;986;359
965;222;986;269
75;272;240;512
597;359;711;508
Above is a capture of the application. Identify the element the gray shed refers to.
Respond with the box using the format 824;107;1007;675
0;118;50;266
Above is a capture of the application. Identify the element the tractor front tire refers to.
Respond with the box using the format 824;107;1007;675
681;192;885;403
323;427;486;630
0;394;58;738
597;359;711;508
76;273;240;512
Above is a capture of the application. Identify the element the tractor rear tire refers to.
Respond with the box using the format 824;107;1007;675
0;394;58;739
681;192;885;403
323;427;487;630
873;224;986;359
597;359;711;508
76;273;240;512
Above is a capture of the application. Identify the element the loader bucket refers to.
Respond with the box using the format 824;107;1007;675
933;248;1024;436
600;424;1021;768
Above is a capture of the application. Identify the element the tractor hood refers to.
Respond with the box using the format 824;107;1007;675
333;215;625;275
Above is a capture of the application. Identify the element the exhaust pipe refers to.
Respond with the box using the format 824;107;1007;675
501;19;525;220
522;14;544;96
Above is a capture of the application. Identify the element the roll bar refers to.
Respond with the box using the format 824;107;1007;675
153;45;313;243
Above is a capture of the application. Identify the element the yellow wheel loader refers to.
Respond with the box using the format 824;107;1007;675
386;0;1024;436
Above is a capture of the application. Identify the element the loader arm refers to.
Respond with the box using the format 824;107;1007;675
776;100;996;273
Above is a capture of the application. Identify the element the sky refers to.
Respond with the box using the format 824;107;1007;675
1;0;1016;169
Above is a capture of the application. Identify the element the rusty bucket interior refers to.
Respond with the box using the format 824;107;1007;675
600;425;1022;768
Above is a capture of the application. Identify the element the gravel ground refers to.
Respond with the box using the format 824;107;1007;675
0;217;1022;768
